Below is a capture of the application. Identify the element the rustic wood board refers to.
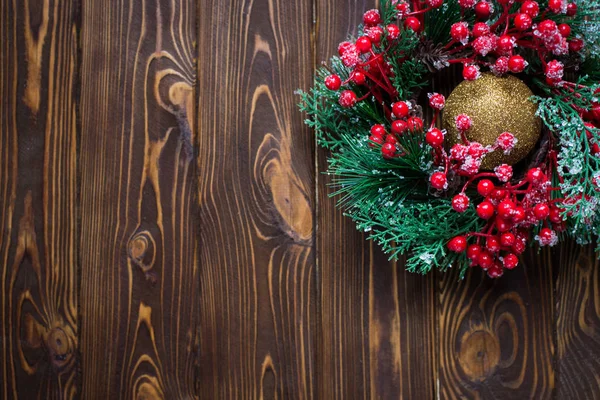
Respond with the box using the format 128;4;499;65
79;0;199;398
197;0;316;398
0;0;79;398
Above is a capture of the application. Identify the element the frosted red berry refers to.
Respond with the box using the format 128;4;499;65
538;20;558;35
512;207;526;223
366;26;384;44
386;24;400;40
491;188;507;201
452;193;470;213
351;70;366;85
429;93;446;110
467;244;482;260
430;172;448;190
458;0;477;8
487;236;501;253
463;64;481;81
472;22;491;38
495;164;513;182
503;253;519;270
385;134;398;145
338;41;354;56
477;179;495;196
514;13;533;31
448;236;468;253
549;207;564;224
497;199;516;219
501;232;516;247
339;90;357;107
426;128;445;147
487;264;504;278
526;167;546;185
325;74;342;90
566;2;577;16
497;35;515;55
455;114;472;131
548;0;564;14
492;57;509;75
369;135;384;147
537;228;558;246
477;201;495;219
451;22;470;43
428;0;444;8
382;142;396;159
363;9;381;26
404;17;422;32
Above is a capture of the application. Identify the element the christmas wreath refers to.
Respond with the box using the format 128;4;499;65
298;0;600;277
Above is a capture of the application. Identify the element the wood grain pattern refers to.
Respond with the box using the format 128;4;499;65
556;240;600;399
0;0;79;398
197;0;316;398
438;248;555;399
315;1;437;398
79;0;199;398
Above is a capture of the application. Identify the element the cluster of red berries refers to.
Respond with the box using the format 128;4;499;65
369;100;425;158
445;164;566;278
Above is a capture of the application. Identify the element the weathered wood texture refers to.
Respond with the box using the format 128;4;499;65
2;0;600;398
0;0;79;398
79;0;199;398
197;0;316;398
316;1;437;399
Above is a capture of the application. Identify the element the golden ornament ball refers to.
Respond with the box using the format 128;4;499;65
443;73;542;170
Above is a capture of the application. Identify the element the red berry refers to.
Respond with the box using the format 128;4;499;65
538;20;558;35
487;264;504;278
500;232;516;247
558;23;571;38
566;2;577;16
514;14;533;31
392;102;409;119
356;36;372;53
472;22;490;38
404;17;422;32
363;9;381;26
369;135;384;147
497;35;515;55
366;26;384;44
429;93;446;110
430;172;447;190
497;200;516;219
526;167;546;185
549;207;564;224
325;74;342;91
477;179;495;196
386;24;401;40
451;22;470;43
496;217;512;233
351;70;366;85
407;117;424;132
391;120;409;135
503;253;519;270
508;55;527;73
512;240;527;254
452;193;470;213
458;0;477;8
426;128;445;147
569;38;584;52
477;201;495;219
521;1;540;18
487;236;501;253
512;206;526;223
371;124;386;137
463;64;481;81
455;114;472;131
382;142;396;159
491;189;507;201
493;56;510;75
533;203;550;220
475;1;492;20
537;228;557;246
467;244;482;260
448;236;468;253
338;41;354;56
386;134;398;145
339;90;358;107
428;0;444;8
548;0;563;13
478;251;494;269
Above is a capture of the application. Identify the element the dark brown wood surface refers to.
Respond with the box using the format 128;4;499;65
1;0;600;399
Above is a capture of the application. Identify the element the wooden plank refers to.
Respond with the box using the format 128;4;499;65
315;1;437;398
197;0;316;398
555;241;600;399
79;0;199;398
0;0;79;398
438;249;555;398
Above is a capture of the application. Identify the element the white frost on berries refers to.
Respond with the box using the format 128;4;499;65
535;230;558;247
473;35;497;56
494;164;513;182
455;114;472;131
341;45;360;68
496;132;517;154
428;93;446;110
458;0;476;8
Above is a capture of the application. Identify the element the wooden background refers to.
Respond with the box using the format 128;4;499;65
1;0;599;398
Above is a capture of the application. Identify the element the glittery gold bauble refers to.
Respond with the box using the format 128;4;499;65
443;73;542;169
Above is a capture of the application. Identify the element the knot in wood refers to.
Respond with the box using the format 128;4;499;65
458;329;500;382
